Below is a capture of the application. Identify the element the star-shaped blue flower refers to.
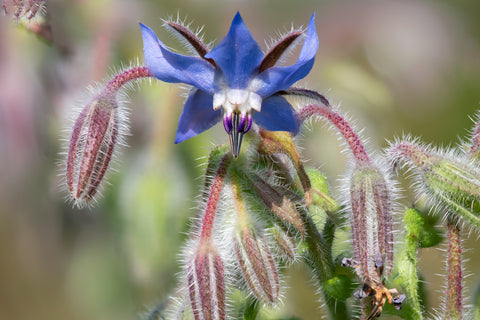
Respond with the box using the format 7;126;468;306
140;12;318;157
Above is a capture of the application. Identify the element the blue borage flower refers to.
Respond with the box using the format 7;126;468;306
140;12;318;157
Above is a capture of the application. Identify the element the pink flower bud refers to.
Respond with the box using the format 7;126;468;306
250;174;305;236
234;229;280;304
187;242;226;320
349;163;395;282
66;94;120;207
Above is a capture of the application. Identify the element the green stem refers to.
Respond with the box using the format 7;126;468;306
299;207;350;319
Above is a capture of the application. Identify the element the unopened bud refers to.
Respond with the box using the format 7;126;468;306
388;140;480;230
66;93;120;207
249;174;305;236
349;163;395;281
257;130;312;204
234;229;280;304
187;242;226;320
270;225;297;261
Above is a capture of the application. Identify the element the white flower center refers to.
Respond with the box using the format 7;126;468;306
213;89;262;114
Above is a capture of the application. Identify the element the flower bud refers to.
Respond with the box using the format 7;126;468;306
234;229;280;304
348;163;394;281
249;174;305;236
257;130;312;204
388;140;480;230
66;93;121;207
269;225;297;261
187;242;226;320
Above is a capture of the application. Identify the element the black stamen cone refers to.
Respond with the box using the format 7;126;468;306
229;112;244;158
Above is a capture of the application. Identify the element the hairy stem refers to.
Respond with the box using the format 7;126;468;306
445;221;463;319
105;66;153;93
200;153;232;241
299;207;350;319
299;104;370;164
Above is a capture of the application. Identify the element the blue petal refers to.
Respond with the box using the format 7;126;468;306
255;14;318;97
253;95;300;134
205;12;264;89
140;23;216;94
175;89;222;143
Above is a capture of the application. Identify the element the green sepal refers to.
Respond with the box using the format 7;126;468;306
321;275;356;301
305;167;339;212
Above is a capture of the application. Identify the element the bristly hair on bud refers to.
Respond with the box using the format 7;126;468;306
386;136;480;233
227;175;281;305
187;241;226;320
61;64;152;208
299;103;403;318
2;0;46;22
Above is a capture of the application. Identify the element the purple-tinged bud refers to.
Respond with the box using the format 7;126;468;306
66;93;120;207
234;229;280;304
63;66;152;208
187;242;226;320
349;163;395;282
249;173;305;236
257;130;312;205
3;0;46;21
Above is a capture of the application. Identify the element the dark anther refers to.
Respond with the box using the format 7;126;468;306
223;113;232;133
244;114;253;133
224;112;252;158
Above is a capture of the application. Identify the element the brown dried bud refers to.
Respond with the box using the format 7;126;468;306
66;94;120;207
187;242;226;320
234;229;280;304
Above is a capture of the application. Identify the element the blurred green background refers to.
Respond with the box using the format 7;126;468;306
1;0;480;319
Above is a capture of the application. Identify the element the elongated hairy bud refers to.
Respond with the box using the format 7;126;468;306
388;139;480;231
64;66;151;208
66;94;119;207
188;243;226;320
234;229;280;304
349;164;394;281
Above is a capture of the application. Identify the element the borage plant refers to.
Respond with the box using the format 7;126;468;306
62;12;480;320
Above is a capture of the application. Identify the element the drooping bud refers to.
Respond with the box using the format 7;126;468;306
66;93;120;207
234;229;280;304
187;242;226;320
269;225;297;261
349;163;395;281
229;175;281;304
257;130;312;205
299;103;401;318
387;139;480;231
248;173;305;236
64;66;151;208
3;0;46;21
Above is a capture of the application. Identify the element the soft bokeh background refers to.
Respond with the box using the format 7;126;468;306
1;0;480;319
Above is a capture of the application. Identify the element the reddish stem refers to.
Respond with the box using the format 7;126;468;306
445;222;463;319
200;154;231;241
105;66;152;94
299;104;370;164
